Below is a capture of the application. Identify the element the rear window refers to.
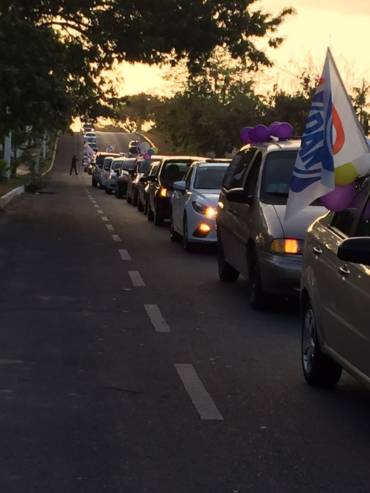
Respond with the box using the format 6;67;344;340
112;161;122;171
138;160;151;173
162;160;192;182
122;159;136;171
194;166;228;190
260;151;298;205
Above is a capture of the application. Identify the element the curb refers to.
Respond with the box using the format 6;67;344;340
0;134;60;210
0;185;25;210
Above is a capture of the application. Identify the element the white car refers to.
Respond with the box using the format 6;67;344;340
170;161;230;250
301;176;370;388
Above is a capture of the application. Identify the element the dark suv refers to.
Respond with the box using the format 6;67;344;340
147;156;206;226
126;158;152;205
137;159;163;213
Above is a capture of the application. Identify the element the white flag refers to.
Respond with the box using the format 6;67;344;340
285;49;369;220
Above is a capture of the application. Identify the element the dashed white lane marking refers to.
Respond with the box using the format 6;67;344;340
128;271;145;287
101;216;109;222
144;304;170;333
118;249;131;261
97;210;103;214
112;234;122;242
94;204;99;208
175;364;224;421
106;224;114;231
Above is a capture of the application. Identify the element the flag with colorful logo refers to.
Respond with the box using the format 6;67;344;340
285;49;370;220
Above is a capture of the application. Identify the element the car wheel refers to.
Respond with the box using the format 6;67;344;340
217;241;239;282
127;193;132;204
182;217;194;251
247;249;266;310
92;177;97;188
302;300;342;387
105;187;112;194
170;217;180;242
137;199;144;212
153;208;163;226
132;190;138;206
147;205;154;221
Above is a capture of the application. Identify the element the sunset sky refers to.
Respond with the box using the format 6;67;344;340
119;0;370;96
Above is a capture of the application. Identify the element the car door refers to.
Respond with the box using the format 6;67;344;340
219;149;257;270
231;152;263;277
314;184;370;368
173;166;194;234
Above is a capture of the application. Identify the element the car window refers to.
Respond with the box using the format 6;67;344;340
138;160;150;173
260;150;298;205
245;153;262;196
112;161;122;171
194;165;228;190
122;160;136;171
162;160;191;182
222;149;256;190
331;181;370;236
355;196;370;236
185;167;194;189
104;158;112;170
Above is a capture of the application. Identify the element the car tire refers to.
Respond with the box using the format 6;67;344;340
137;199;144;212
302;300;342;387
217;241;239;282
92;177;97;188
127;193;132;204
132;190;138;206
153;208;163;226
147;205;154;222
105;187;112;194
247;248;266;310
182;217;194;251
170;217;180;242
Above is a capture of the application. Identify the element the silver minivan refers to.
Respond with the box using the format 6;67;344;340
301;177;370;388
217;140;326;309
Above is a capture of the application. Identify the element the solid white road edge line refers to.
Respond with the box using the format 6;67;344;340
118;249;131;261
128;271;146;287
175;364;224;421
144;304;170;333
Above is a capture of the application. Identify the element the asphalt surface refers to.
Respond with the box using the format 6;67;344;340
1;132;370;493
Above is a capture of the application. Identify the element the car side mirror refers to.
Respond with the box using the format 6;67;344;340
226;188;253;204
337;237;370;265
173;180;186;192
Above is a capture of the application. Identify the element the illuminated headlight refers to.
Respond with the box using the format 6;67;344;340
271;238;304;255
192;201;217;218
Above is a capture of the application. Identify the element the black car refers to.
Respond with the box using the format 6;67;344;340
136;160;163;213
91;152;120;187
146;156;206;226
126;158;152;206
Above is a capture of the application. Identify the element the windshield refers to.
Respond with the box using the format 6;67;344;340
162;160;191;182
122;159;136;170
260;151;298;205
112;161;122;171
194;165;228;190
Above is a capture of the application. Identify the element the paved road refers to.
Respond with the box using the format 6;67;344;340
85;131;145;155
1;133;370;493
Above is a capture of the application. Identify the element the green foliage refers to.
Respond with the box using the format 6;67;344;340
0;0;293;135
0;159;9;181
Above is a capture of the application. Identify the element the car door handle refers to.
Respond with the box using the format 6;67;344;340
338;265;351;277
313;246;323;256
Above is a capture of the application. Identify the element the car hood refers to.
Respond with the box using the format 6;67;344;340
273;205;327;238
192;191;220;206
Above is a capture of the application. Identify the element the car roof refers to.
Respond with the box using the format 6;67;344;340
240;139;301;153
96;152;120;157
195;160;231;167
162;155;207;161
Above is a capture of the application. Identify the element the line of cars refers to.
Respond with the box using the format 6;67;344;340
89;140;370;393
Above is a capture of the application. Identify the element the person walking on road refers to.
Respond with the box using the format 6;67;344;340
70;154;79;175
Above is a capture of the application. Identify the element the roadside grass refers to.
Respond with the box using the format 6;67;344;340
0;175;31;196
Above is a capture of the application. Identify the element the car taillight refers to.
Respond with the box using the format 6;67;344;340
271;238;303;255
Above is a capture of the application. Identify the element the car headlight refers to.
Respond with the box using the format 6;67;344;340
271;238;304;255
192;201;217;218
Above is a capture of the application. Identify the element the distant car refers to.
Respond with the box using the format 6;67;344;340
146;156;206;226
301;176;370;388
171;160;230;250
116;158;137;198
136;159;163;213
128;139;140;154
217;140;326;309
91;152;120;187
126;158;152;205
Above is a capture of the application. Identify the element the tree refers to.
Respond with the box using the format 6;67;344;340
0;0;293;134
352;81;370;134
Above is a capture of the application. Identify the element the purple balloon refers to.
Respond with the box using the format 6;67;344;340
240;126;252;144
272;122;293;140
249;124;270;143
269;121;282;135
320;183;356;212
143;152;151;160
